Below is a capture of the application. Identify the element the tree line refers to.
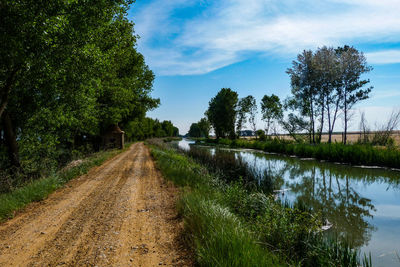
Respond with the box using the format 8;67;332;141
0;0;178;179
188;46;372;142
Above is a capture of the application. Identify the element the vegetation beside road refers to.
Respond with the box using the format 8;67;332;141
149;140;371;266
1;1;180;194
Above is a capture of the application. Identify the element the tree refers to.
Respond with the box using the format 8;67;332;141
260;94;283;135
197;117;211;138
173;127;179;137
255;129;266;141
206;88;238;139
280;113;309;143
336;46;372;144
1;0;123;168
286;46;372;144
286;50;318;143
236;95;257;137
314;46;341;143
188;123;202;138
248;97;258;135
0;0;161;177
161;120;175;137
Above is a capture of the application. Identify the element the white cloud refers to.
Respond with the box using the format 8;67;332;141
132;0;400;75
366;50;400;65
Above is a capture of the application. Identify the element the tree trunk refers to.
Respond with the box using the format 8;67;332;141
327;104;332;143
317;102;325;143
310;99;315;144
343;87;348;144
2;111;20;168
266;119;270;136
330;99;340;144
0;67;19;120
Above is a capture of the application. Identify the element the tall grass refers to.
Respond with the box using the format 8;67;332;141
204;138;400;169
181;192;281;267
0;144;132;221
150;144;371;266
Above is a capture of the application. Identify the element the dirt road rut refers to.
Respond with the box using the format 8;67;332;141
0;142;191;266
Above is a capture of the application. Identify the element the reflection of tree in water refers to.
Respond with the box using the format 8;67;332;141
281;161;376;248
235;152;286;192
233;153;376;248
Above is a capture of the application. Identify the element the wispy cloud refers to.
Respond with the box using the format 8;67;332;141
132;0;400;75
370;90;400;100
366;50;400;65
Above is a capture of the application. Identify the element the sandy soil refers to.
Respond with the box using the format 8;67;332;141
0;142;192;267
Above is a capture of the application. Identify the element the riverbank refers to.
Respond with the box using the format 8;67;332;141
200;138;400;169
0;143;133;221
149;140;371;266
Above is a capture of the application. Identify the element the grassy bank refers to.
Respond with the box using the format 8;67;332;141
162;136;183;142
0;143;132;221
149;141;369;266
203;138;400;169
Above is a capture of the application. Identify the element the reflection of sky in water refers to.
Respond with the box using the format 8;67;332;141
174;139;195;150
177;139;400;267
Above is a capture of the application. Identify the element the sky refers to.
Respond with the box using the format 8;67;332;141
128;0;400;135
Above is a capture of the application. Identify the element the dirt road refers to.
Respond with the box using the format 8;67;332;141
0;142;191;266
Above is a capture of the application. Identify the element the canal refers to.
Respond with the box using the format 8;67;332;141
175;138;400;267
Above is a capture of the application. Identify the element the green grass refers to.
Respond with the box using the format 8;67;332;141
203;138;400;169
0;143;132;221
149;143;370;267
181;192;281;267
149;145;283;266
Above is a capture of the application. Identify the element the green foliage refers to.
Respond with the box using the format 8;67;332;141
188;118;210;138
197;117;211;138
236;95;257;136
150;144;370;266
180;193;281;267
188;123;202;138
124;118;179;141
256;129;266;141
1;1;160;180
260;94;283;134
150;146;283;266
206;88;238;139
286;46;372;144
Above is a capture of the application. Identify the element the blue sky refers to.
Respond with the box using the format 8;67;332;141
129;0;400;134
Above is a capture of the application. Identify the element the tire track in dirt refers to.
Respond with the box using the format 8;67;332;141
0;146;129;239
0;142;192;267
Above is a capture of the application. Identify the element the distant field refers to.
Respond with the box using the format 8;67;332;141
243;131;400;145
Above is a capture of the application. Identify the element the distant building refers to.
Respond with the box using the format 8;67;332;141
103;124;125;149
239;130;254;137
